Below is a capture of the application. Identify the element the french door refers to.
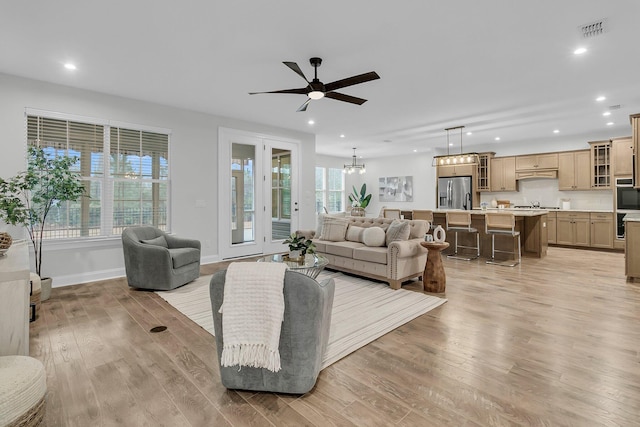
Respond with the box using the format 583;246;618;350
218;128;299;259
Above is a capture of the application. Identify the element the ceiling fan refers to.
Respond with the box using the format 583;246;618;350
249;57;380;112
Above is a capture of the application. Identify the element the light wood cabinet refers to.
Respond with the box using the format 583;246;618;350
612;137;633;177
490;157;517;192
590;212;614;248
515;170;557;180
556;212;590;246
631;114;640;188
546;211;557;244
626;220;640;279
589;140;611;189
515;153;559;171
437;163;475;178
477;152;494;192
558;151;591;190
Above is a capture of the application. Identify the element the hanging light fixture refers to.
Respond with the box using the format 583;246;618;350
432;125;480;166
343;147;366;174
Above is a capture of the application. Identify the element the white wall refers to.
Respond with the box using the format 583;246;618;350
0;73;316;287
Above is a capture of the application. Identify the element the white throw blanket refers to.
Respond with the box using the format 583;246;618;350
219;262;287;372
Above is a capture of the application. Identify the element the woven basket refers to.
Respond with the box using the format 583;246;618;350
0;232;12;250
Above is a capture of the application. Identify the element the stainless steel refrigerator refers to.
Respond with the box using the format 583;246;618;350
438;176;472;210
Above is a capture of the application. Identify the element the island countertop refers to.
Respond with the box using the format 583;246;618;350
435;208;548;217
622;213;640;222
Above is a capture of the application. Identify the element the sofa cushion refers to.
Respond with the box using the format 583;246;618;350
316;212;347;238
320;217;349;241
323;241;363;258
408;219;429;239
141;235;168;248
168;247;200;269
386;220;410;245
345;225;365;243
353;246;387;264
362;227;386;247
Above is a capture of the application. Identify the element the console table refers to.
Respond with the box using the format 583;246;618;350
0;241;30;356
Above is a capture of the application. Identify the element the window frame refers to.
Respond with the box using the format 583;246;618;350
315;166;345;213
24;108;172;244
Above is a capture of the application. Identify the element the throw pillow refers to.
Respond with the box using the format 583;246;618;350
362;227;386;247
345;225;365;243
140;235;168;248
385;220;410;245
320;217;349;242
315;212;347;238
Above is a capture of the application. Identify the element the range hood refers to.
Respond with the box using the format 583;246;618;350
515;170;558;180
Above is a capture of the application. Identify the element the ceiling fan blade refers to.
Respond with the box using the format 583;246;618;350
297;98;312;112
324;71;380;92
283;62;310;83
249;87;309;95
325;92;367;105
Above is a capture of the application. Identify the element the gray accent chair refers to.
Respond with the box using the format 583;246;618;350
210;269;335;394
121;226;201;290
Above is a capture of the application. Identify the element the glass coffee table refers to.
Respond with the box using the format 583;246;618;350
258;253;329;279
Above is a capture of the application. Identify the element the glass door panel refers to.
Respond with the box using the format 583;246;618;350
231;143;255;245
271;149;291;240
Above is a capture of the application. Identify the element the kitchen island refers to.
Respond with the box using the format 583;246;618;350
623;213;640;280
432;209;548;259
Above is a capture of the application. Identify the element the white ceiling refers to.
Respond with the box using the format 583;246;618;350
2;1;640;160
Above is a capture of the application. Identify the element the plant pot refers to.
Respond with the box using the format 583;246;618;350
288;250;302;260
350;207;365;217
40;277;52;301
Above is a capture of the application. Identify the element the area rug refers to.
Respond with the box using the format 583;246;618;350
156;270;447;369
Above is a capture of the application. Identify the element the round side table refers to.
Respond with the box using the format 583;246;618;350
420;241;450;293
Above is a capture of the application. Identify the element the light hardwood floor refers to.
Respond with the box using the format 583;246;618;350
29;247;640;426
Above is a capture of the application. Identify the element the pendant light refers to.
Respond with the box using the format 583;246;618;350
432;125;479;166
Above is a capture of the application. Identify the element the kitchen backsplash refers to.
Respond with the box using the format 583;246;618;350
479;178;614;210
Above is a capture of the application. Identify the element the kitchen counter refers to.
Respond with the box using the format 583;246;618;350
442;208;548;217
622;213;640;222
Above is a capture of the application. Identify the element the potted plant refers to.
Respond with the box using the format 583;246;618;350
283;233;316;261
348;183;372;216
0;146;85;300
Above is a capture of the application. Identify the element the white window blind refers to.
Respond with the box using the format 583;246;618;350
26;113;170;239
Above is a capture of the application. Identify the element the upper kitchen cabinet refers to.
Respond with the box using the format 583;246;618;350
632;114;640;189
515;153;559;171
477;152;494;192
612;137;633;177
589;140;611;189
490;156;517;192
558;150;591;190
437;163;475;178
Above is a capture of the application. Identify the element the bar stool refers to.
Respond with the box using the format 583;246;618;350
485;212;521;266
445;211;480;260
412;209;434;230
383;209;401;219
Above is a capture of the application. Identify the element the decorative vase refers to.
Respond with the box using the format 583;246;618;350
40;277;53;301
350;207;365;217
433;225;446;243
490;198;498;208
288;249;302;261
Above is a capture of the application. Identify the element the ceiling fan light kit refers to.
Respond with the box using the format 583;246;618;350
432;125;480;167
249;57;380;111
344;148;366;174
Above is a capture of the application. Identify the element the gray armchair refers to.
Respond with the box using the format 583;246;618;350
210;269;335;394
122;226;201;290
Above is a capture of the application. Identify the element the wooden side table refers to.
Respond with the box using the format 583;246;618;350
420;241;450;293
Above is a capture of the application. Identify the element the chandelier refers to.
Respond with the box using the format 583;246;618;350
432;125;479;166
344;147;366;174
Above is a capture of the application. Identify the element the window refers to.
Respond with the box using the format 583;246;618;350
315;167;345;213
26;112;170;239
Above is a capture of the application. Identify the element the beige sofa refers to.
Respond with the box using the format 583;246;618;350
300;216;429;290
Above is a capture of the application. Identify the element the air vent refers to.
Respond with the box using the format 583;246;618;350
609;104;621;110
580;19;607;38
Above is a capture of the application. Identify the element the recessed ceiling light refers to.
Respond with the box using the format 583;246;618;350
606;122;614;126
603;111;611;116
413;149;418;153
307;120;315;125
553;129;560;134
495;137;501;141
574;47;587;55
64;63;77;70
596;96;606;102
449;143;454;146
466;132;472;136
339;134;345;138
